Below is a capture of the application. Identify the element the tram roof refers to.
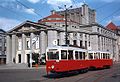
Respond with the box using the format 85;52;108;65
47;46;87;52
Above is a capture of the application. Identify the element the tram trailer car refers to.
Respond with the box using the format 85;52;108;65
87;50;113;69
46;46;113;74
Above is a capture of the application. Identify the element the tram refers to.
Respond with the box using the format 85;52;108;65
46;46;113;74
87;50;113;69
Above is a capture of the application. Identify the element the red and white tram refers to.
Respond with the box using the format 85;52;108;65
46;46;113;74
87;50;113;69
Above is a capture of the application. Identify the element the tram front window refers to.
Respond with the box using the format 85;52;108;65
47;51;59;60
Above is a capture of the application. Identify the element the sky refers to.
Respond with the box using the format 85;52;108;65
0;0;120;31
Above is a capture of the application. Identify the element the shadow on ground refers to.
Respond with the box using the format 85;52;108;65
43;71;87;79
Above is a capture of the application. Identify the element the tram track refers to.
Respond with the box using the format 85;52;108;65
53;64;120;82
74;64;120;82
92;69;119;82
35;64;120;82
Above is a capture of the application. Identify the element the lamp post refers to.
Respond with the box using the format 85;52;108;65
58;5;72;45
30;35;38;68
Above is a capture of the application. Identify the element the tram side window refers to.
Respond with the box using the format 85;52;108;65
98;53;100;59
89;53;93;59
94;53;98;59
75;51;79;59
61;50;67;59
106;54;110;59
47;51;59;60
79;52;82;59
103;53;106;59
68;50;73;60
108;54;110;59
83;52;85;59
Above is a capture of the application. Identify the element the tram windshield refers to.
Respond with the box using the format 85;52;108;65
47;50;59;60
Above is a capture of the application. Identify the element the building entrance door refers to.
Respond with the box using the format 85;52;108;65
18;54;21;63
27;54;30;67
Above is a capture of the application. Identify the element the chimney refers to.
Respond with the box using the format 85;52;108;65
51;10;56;15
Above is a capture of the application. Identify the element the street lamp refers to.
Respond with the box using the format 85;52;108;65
58;5;72;45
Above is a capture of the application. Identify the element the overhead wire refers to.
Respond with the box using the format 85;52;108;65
15;0;43;18
0;5;28;20
99;7;120;24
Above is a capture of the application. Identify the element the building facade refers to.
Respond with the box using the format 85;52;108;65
6;21;48;65
6;4;120;66
106;22;120;61
6;21;119;65
0;29;6;64
56;4;96;25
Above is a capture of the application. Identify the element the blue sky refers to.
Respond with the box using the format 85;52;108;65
0;0;120;31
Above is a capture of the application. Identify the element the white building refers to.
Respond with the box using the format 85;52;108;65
6;20;119;66
0;29;6;64
6;4;120;66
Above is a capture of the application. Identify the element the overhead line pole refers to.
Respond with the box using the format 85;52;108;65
58;5;72;45
64;5;68;45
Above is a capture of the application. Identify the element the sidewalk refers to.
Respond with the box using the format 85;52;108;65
0;64;46;70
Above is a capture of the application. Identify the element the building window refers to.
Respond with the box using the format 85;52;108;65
0;47;2;53
0;39;2;43
89;41;90;47
97;28;99;32
73;33;77;37
57;39;59;45
67;40;70;45
62;25;65;27
73;40;77;45
85;41;87;49
80;34;82;38
27;41;30;50
85;34;87;37
80;40;82;47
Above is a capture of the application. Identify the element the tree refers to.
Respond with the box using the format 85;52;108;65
32;53;39;64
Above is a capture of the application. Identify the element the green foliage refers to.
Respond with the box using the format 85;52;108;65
32;53;39;64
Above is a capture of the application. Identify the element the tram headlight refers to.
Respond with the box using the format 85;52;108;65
51;65;54;69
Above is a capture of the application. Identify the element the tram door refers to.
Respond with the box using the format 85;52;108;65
68;50;74;70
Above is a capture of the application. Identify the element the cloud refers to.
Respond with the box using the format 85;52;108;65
45;0;83;10
24;8;36;15
0;0;36;15
27;0;41;3
83;0;120;3
0;17;21;31
47;0;72;6
113;15;120;21
101;0;115;3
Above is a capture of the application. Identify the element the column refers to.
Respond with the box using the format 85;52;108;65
30;33;35;50
40;31;47;55
83;34;85;48
12;34;16;63
99;36;102;51
59;32;65;45
47;30;57;47
6;35;12;64
22;34;26;63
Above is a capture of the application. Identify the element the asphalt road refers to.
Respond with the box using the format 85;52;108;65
0;63;120;82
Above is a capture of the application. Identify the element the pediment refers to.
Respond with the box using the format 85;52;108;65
8;20;48;33
18;26;37;32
